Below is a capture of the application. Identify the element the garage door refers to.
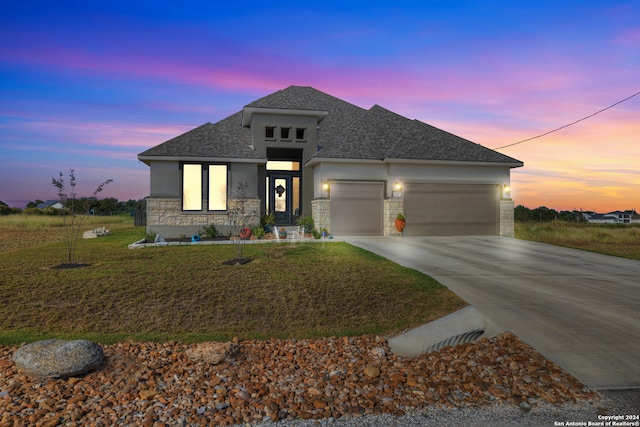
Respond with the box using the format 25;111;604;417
330;181;383;236
404;183;499;236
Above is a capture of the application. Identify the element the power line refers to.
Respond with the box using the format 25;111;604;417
493;90;640;150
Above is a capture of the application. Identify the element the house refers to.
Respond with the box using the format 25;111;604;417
587;210;640;224
586;213;618;224
37;200;64;210
138;86;523;238
607;210;640;224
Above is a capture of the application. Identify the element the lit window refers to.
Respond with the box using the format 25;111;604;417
266;161;300;171
208;165;227;210
295;128;305;140
280;127;290;139
265;126;275;139
182;164;202;210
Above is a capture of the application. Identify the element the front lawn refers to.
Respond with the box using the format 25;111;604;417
0;215;466;344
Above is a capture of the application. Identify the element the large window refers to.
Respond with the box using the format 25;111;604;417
182;164;202;210
208;165;227;211
182;163;228;211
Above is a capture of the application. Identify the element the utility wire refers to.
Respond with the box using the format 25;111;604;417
493;90;640;150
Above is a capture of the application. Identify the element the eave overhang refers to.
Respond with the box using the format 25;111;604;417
306;156;524;168
138;155;267;166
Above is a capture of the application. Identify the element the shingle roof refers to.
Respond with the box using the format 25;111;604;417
139;86;523;166
138;111;262;161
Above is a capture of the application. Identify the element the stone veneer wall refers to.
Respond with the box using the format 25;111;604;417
146;197;261;238
311;199;331;234
499;199;515;237
384;199;404;237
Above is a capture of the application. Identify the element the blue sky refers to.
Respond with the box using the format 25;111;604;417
1;1;639;211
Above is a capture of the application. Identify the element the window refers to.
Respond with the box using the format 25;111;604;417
182;164;202;210
265;126;275;139
208;165;227;210
295;128;305;140
266;161;300;171
280;127;290;139
183;163;228;211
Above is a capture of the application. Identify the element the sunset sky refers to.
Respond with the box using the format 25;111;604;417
1;1;638;212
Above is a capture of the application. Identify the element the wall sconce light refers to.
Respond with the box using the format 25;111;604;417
392;182;403;198
502;185;511;199
322;181;330;191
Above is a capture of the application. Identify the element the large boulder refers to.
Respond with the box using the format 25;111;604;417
13;339;104;378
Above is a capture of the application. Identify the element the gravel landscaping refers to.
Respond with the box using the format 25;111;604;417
0;332;603;426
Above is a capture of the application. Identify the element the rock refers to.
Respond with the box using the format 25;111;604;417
371;347;386;358
13;339;104;378
185;342;236;365
82;227;110;239
154;234;166;243
363;365;380;378
307;387;322;396
139;389;157;400
94;227;110;237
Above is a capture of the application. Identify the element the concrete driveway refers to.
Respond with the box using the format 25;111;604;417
343;236;640;390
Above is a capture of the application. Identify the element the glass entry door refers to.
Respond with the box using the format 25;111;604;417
270;176;291;225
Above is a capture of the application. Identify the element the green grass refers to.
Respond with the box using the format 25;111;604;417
0;214;465;345
516;221;640;261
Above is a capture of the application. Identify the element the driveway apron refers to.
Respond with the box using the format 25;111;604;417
343;236;640;390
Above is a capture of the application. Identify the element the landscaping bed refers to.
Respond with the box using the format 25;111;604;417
0;333;598;426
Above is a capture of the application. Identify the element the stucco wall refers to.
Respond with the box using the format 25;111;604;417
149;161;180;197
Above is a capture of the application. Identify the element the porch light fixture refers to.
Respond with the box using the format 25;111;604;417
394;182;403;191
502;185;511;199
322;181;330;190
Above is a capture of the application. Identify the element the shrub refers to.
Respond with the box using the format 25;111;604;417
296;215;314;233
202;224;219;238
251;225;265;239
23;208;44;215
0;206;22;215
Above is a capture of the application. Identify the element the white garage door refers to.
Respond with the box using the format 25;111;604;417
404;183;499;236
330;181;384;236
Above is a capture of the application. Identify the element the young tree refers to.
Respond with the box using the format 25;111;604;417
226;182;256;263
51;169;112;266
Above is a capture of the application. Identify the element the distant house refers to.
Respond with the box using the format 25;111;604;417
607;210;640;224
586;213;618;224
37;200;64;210
138;86;524;238
586;210;640;224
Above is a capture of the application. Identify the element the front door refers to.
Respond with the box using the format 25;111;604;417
270;175;292;225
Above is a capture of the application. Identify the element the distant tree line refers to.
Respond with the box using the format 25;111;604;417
0;198;146;216
515;205;587;223
0;200;22;215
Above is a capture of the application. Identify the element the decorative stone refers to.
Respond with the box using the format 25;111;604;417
371;347;386;358
12;339;104;378
154;234;166;243
185;342;236;365
363;365;380;378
